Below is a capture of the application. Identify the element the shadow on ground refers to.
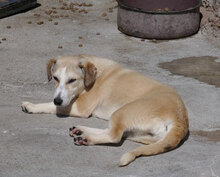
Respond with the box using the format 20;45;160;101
159;56;220;88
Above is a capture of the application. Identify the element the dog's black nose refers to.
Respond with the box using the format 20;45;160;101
54;97;63;106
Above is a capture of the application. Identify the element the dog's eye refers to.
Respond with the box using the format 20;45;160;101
53;76;59;82
67;79;76;84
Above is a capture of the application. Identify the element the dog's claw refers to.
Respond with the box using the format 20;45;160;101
69;126;75;131
24;107;28;113
21;106;26;112
23;107;29;113
21;102;34;114
21;106;25;112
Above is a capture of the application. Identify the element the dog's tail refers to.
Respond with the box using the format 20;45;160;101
119;121;188;167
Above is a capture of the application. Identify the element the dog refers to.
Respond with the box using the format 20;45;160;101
21;55;189;166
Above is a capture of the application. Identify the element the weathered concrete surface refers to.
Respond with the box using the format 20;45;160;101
0;0;220;177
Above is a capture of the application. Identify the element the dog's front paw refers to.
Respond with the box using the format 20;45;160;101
21;102;35;114
69;126;90;146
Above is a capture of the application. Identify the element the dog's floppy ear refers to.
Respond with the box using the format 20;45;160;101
47;59;56;81
79;61;97;91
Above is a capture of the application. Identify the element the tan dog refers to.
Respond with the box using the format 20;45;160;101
21;55;189;166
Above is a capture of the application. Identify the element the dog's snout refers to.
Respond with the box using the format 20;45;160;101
54;97;63;106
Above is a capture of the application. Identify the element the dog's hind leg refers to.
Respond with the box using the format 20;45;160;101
69;98;164;146
69;99;165;146
116;98;188;167
70;96;188;167
119;121;187;167
69;111;126;145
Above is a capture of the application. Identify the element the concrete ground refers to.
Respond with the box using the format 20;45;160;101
0;0;220;176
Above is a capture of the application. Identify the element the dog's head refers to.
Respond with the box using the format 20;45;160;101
47;56;97;107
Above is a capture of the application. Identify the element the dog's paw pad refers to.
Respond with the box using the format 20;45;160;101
69;127;83;137
69;126;90;145
75;130;82;136
74;137;89;146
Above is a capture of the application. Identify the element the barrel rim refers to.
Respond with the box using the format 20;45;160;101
117;0;201;14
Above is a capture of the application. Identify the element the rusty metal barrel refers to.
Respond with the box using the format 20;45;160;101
117;0;201;39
